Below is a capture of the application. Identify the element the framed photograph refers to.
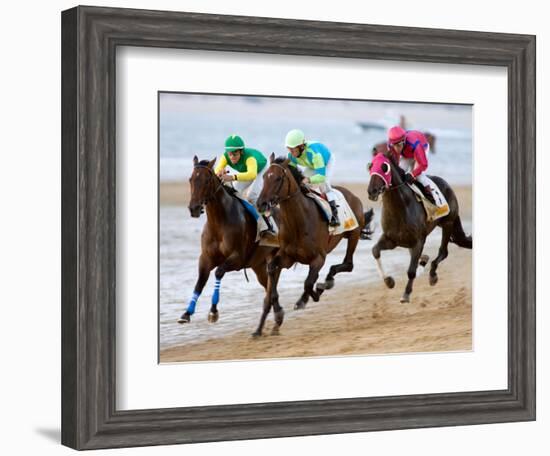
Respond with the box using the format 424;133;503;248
61;5;535;450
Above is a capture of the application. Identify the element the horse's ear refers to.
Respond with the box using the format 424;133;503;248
269;152;275;163
367;162;373;172
381;162;390;174
193;155;198;166
208;157;216;169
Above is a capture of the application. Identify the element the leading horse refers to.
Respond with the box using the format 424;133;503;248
367;152;472;303
254;154;374;337
178;156;278;324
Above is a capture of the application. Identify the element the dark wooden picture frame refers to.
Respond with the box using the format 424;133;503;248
61;6;536;450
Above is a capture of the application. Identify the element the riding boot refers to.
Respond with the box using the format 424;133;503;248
422;185;437;206
260;214;276;235
328;200;340;227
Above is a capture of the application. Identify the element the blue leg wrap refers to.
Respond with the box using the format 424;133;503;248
211;278;221;306
186;291;200;315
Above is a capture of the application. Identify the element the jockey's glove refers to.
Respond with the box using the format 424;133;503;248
404;173;415;184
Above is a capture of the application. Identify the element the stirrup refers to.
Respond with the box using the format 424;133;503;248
260;228;276;236
423;192;436;206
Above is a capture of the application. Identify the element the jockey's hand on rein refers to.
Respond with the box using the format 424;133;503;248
404;173;415;184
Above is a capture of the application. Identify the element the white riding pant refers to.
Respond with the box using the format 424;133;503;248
303;156;337;201
232;165;267;205
399;155;430;187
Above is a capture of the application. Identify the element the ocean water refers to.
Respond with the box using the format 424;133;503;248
160;94;472;186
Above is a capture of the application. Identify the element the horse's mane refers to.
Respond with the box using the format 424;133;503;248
195;159;238;196
273;156;308;193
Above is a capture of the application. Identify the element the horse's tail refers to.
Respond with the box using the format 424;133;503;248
360;208;375;240
450;216;472;249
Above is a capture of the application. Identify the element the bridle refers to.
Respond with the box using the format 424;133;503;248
371;160;407;194
192;164;225;206
267;163;302;205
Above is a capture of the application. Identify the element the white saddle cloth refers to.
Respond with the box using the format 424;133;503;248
408;176;450;222
306;189;359;235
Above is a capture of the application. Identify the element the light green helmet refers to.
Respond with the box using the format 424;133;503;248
225;134;245;151
285;129;305;148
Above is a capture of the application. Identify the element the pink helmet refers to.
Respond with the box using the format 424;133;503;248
388;126;406;145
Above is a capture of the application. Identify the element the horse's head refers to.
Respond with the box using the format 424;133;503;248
367;152;394;201
257;153;300;212
188;156;218;217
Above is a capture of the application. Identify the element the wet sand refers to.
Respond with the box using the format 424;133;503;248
159;181;472;220
161;246;471;362
159;181;472;363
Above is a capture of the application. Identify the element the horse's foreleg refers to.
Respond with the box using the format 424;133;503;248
372;235;397;289
208;266;225;323
302;254;325;304
429;222;453;286
294;290;310;311
401;241;425;303
321;232;359;291
252;257;283;337
178;255;213;324
295;256;324;310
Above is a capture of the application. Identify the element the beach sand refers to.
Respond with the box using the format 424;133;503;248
159;181;472;220
159;181;472;363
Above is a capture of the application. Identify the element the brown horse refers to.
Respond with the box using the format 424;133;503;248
367;152;472;303
178;156;277;324
254;154;373;337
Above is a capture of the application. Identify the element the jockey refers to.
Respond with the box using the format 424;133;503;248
387;126;436;205
285;129;340;227
214;134;275;234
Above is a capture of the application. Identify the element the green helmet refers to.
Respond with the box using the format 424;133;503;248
225;134;245;152
285;129;305;148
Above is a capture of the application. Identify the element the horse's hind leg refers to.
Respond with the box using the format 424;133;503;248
401;240;425;303
372;234;397;288
429;221;453;286
320;232;359;291
178;255;214;324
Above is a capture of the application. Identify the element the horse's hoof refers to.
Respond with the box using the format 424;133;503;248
207;311;219;323
323;279;335;290
271;326;280;336
400;294;410;303
315;285;326;298
384;276;395;289
251;331;262;339
177;312;191;324
311;290;320;302
294;300;307;310
274;309;285;326
429;274;438;286
419;255;430;267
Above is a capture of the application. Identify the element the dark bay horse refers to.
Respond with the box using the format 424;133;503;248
254;154;374;337
178;156;278;324
367;152;472;303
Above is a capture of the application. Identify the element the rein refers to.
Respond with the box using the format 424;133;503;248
193;164;225;205
269;163;302;203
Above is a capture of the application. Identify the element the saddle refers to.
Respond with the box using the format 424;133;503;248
305;189;359;235
232;192;280;247
408;177;450;222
